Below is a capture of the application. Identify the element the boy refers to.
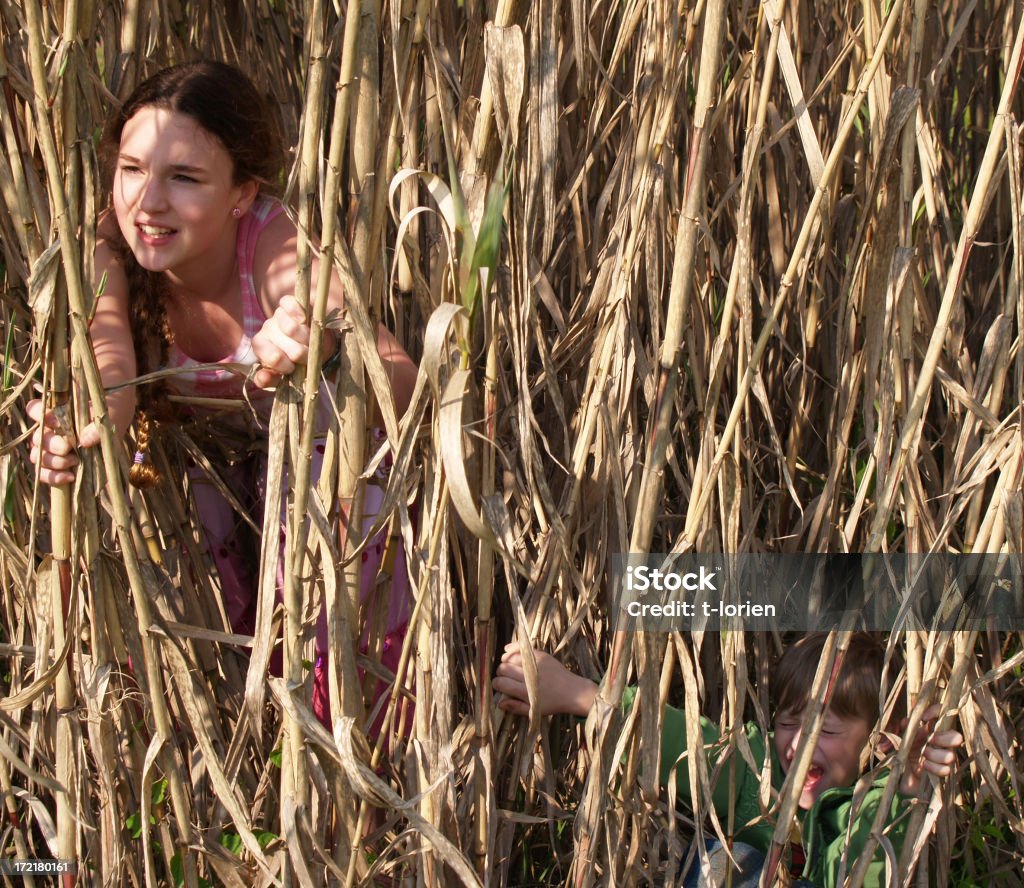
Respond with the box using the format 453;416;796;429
493;633;963;887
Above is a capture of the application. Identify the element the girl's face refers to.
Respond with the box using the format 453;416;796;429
113;106;253;280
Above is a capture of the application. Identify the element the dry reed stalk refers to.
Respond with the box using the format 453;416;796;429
14;6;213;885
16;9;77;884
304;0;379;881
630;0;726;555
866;4;1024;553
469;17;524;880
566;1;728;884
2;0;1024;884
684;0;909;548
270;0;328;876
708;6;781;537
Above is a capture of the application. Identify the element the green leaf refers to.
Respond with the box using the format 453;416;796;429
2;318;13;392
4;475;14;526
151;778;167;806
219;832;244;856
462;173;509;319
124;811;155;839
980;823;1006;840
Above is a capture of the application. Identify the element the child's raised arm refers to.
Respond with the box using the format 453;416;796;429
492;643;598;718
249;212;417;414
29;225;137;485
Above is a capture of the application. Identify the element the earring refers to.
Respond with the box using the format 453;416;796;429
231;207;241;218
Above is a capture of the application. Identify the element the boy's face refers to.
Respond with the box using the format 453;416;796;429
773;708;871;809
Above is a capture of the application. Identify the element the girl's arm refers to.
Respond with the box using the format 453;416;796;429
89;228;139;436
249;211;417;416
29;224;137;485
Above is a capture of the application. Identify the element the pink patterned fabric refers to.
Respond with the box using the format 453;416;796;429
166;197;283;399
169;197;411;734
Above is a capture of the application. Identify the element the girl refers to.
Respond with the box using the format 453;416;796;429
28;60;417;727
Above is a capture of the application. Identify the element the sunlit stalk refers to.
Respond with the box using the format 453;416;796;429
630;0;726;555
865;3;1024;552
276;0;326;872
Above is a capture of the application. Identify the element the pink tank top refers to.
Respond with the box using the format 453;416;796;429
165;197;285;399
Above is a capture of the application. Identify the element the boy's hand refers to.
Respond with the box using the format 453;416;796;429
493;643;599;718
898;704;964;796
27;399;101;486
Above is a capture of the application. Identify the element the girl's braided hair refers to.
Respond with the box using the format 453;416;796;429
100;61;285;487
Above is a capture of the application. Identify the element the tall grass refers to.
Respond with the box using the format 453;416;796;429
0;0;1022;885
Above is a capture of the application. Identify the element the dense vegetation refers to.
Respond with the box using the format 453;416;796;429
0;0;1022;884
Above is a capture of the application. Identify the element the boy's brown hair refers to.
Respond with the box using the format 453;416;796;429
772;632;892;724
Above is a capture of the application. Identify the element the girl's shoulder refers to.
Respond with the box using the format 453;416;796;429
247;198;305;313
95;210;124;264
96;209;121;243
249;199;296;254
242;197;292;262
245;195;288;229
94;211;129;302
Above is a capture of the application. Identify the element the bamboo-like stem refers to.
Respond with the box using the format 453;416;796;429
415;463;446;888
629;0;726;555
395;0;429;297
342;0;378;689
865;4;1024;553
289;1;371;884
699;2;779;533
335;0;378;884
465;0;519;183
24;4;78;884
277;0;326;872
898;0;930;556
682;0;908;546
53;11;79;885
473;319;499;878
20;2;202;884
115;0;140;93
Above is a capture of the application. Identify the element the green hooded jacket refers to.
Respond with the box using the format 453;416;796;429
621;688;912;887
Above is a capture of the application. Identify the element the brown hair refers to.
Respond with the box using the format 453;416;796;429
772;632;891;724
100;61;285;487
